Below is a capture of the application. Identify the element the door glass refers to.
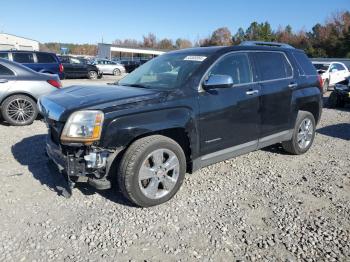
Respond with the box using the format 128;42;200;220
335;64;346;71
12;53;34;63
209;53;253;85
70;58;81;64
0;64;14;76
254;52;293;81
36;53;56;63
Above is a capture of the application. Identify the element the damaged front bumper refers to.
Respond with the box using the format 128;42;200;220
46;136;121;196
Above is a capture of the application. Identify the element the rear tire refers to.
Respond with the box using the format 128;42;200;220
1;95;38;126
323;79;329;93
117;135;186;207
282;111;315;155
88;70;98;80
113;68;121;76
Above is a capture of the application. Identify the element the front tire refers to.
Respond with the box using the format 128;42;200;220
1;95;38;126
282;111;316;155
113;68;121;76
328;92;344;108
117;135;186;207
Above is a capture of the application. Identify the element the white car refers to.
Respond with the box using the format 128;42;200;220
312;61;350;92
92;59;126;76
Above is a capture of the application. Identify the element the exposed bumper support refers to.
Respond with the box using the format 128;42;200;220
46;136;121;194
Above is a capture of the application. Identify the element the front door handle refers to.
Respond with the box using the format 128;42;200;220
246;90;259;95
0;79;8;83
288;83;298;89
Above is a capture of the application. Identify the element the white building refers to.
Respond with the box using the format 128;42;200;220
98;43;166;60
0;33;40;51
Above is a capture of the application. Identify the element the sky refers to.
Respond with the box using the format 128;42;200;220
0;0;349;44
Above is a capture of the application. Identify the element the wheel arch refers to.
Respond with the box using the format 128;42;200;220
0;92;37;106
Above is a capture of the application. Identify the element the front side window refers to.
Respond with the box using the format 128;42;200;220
119;53;207;89
0;64;14;76
254;52;293;81
208;53;253;85
335;63;346;71
12;52;34;63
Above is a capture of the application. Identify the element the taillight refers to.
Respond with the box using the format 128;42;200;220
59;63;64;73
317;75;323;92
47;79;62;89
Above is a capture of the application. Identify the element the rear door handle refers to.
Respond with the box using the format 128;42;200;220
0;79;8;83
288;83;298;89
246;90;259;95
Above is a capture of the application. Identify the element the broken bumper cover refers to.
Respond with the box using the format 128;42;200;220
46;136;114;194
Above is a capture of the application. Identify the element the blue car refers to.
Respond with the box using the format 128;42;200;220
0;50;64;79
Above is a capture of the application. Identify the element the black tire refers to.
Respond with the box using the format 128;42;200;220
113;68;121;76
117;135;186;207
282;111;316;155
1;95;38;126
88;70;98;80
328;92;344;108
323;79;329;93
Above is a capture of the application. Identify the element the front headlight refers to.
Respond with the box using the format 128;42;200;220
61;110;104;144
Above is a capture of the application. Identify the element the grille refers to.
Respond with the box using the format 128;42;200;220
47;119;64;145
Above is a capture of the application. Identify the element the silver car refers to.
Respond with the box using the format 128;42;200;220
92;59;126;76
0;58;61;126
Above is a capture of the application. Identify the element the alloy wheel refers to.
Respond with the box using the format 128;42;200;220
6;98;35;124
138;148;180;199
297;118;314;149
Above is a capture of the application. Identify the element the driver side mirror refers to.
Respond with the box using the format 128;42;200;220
330;68;338;73
203;75;234;89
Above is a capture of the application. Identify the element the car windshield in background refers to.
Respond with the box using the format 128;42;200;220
118;53;208;89
314;63;329;71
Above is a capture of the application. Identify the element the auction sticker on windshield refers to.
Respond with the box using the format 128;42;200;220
184;56;207;62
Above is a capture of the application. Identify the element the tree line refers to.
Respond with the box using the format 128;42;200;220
40;11;350;58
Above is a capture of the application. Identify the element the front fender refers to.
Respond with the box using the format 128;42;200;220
100;107;199;157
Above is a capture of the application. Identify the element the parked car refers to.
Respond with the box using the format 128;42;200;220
0;50;64;79
91;59;126;76
39;41;322;207
0;58;61;126
119;60;142;73
58;56;102;80
312;61;350;92
328;76;350;108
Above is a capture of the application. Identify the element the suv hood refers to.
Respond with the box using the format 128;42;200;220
39;85;161;121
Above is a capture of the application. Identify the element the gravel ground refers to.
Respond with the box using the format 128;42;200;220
0;95;349;261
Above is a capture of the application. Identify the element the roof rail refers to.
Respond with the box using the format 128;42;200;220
239;41;295;49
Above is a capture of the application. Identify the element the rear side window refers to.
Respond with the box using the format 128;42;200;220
254;52;293;81
209;53;253;85
36;53;57;63
0;53;9;60
12;53;34;63
0;64;14;75
292;52;316;76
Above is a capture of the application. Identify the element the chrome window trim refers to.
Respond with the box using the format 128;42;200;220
198;50;294;92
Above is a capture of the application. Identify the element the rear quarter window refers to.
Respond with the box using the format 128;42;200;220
12;52;34;63
292;51;317;76
0;64;14;76
36;53;57;63
253;52;293;81
0;53;9;60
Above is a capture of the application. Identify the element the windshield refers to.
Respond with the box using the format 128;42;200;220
118;53;207;89
313;63;329;71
